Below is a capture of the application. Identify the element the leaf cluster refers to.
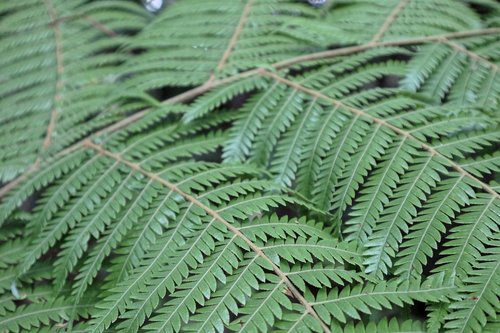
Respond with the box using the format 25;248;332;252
0;0;499;332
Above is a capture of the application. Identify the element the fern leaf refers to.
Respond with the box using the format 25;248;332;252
1;1;499;332
445;252;500;333
311;274;455;325
0;298;75;333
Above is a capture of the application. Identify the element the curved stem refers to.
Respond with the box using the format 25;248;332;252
274;28;500;69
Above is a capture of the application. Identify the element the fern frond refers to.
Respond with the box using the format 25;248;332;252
394;174;470;279
0;113;345;332
0;0;148;183
0;296;94;333
310;274;454;325
1;1;499;332
199;56;499;280
445;251;500;333
404;37;499;107
435;195;498;278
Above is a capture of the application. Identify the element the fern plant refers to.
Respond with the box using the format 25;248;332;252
0;0;499;332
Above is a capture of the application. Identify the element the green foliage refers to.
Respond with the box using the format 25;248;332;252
0;0;150;183
0;0;498;332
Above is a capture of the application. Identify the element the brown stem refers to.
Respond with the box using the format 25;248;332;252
83;16;118;37
216;0;254;72
274;28;500;69
43;110;58;149
0;160;40;198
43;0;64;150
82;139;331;333
259;69;500;199
370;0;410;43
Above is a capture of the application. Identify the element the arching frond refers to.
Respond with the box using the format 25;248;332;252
0;0;499;332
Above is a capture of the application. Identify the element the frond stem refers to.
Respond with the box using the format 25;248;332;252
83;16;118;37
209;0;255;82
369;0;410;43
0;161;40;198
42;0;64;151
49;14;118;37
274;28;500;69
11;0;67;201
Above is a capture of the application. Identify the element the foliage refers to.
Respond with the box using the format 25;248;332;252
0;0;499;332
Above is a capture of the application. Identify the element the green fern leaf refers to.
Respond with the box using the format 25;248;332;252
0;1;499;332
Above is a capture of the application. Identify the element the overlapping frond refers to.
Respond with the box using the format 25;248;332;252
0;0;499;332
0;109;363;332
183;24;499;331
